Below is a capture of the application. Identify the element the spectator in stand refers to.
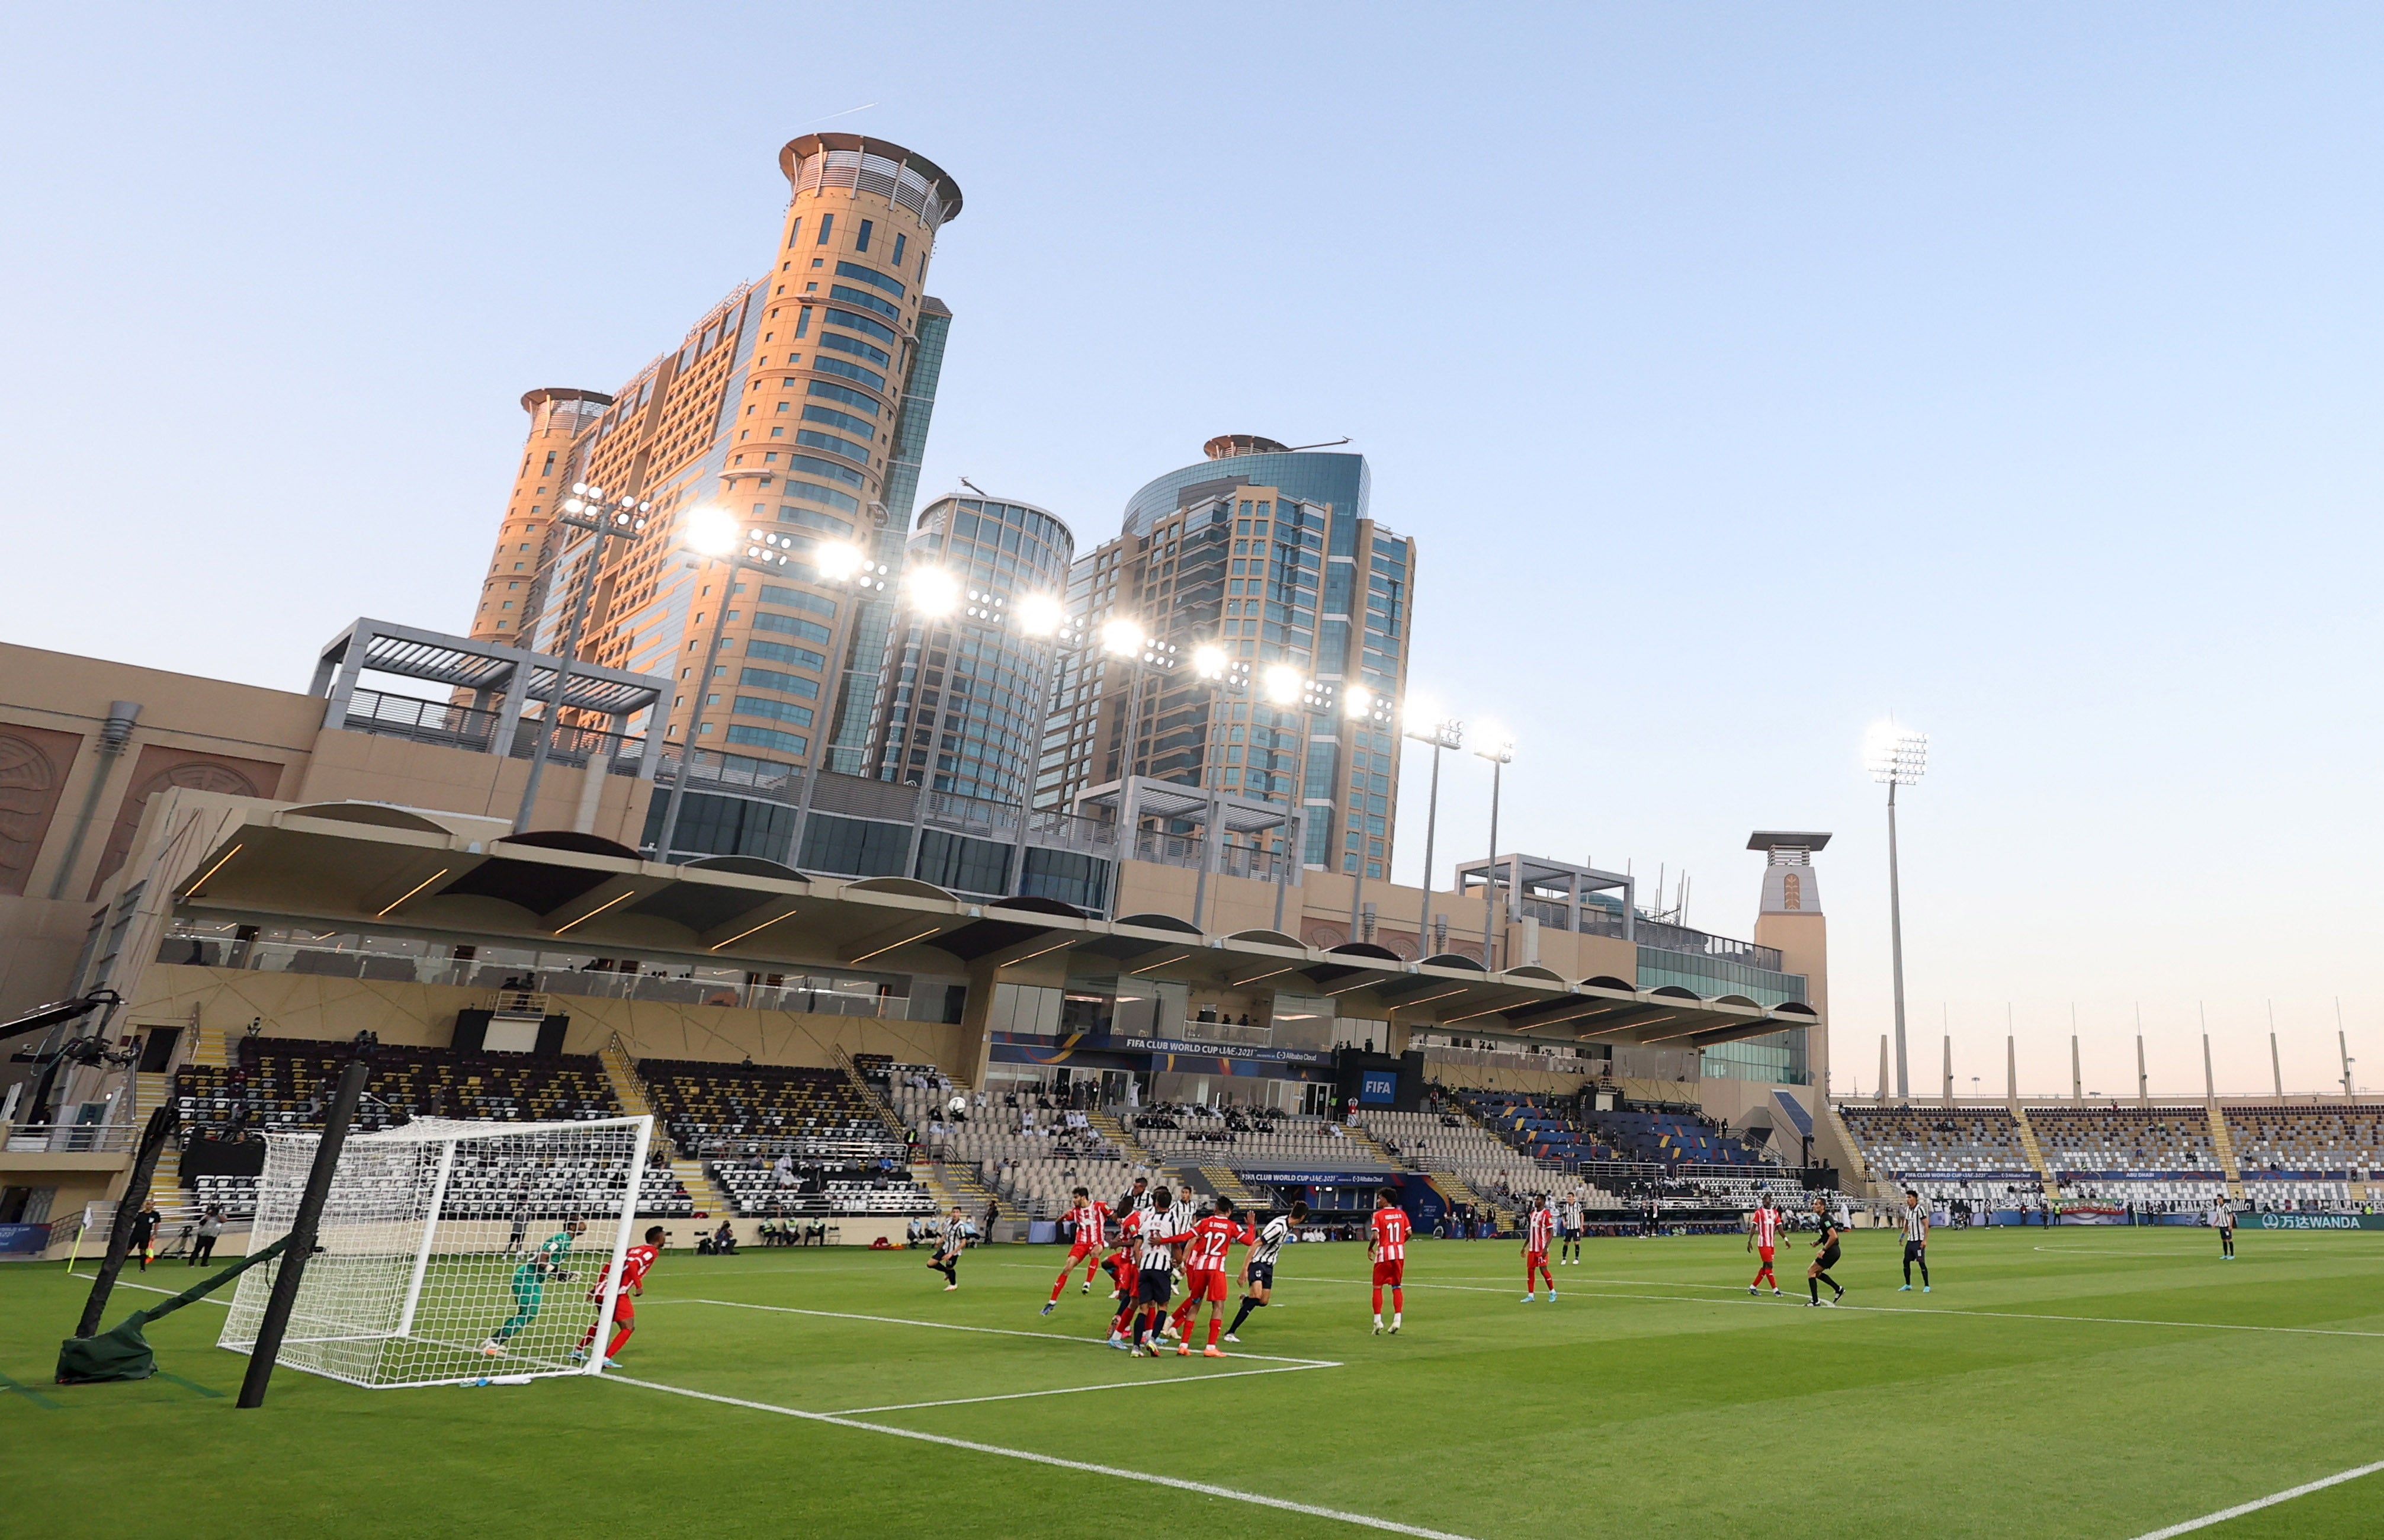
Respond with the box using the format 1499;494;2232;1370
773;1152;795;1187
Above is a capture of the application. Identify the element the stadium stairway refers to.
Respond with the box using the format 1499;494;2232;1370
597;1034;663;1131
833;1044;900;1128
2010;1109;2062;1199
1089;1113;1207;1205
1087;1109;1151;1163
1818;1102;1873;1193
592;1032;731;1212
1339;1123;1403;1166
1200;1166;1265;1209
2206;1106;2245;1201
186;1016;235;1069
920;1160;998;1220
668;1156;731;1220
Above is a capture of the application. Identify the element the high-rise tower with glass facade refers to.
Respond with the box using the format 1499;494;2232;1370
865;493;1075;803
1038;436;1417;877
471;134;962;805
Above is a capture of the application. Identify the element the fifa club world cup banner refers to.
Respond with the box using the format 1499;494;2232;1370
2247;1211;2384;1231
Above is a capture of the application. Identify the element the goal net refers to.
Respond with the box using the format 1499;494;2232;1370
220;1115;653;1388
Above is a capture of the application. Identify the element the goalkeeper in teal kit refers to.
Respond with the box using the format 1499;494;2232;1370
481;1218;585;1357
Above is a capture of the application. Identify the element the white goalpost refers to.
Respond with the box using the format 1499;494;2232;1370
220;1115;653;1388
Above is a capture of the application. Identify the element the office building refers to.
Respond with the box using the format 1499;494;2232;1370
464;133;962;807
1037;435;1416;877
864;493;1076;803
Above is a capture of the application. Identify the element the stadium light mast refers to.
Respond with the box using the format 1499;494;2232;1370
1474;729;1516;969
652;508;887;862
1865;720;1928;1101
1404;711;1464;954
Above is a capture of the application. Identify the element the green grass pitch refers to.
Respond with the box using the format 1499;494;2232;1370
5;1227;2380;1538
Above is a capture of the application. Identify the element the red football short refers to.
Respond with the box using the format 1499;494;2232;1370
1184;1268;1228;1304
1068;1240;1100;1264
1372;1259;1405;1286
1525;1249;1548;1268
1758;1245;1775;1263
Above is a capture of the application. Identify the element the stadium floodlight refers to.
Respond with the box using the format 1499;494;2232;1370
1192;643;1230;680
220;1115;655;1388
683;505;739;556
1101;617;1147;657
1343;684;1395;727
1262;664;1304;705
511;483;656;833
1404;710;1465;947
1864;718;1929;1100
906;566;960;617
1015;592;1064;637
814;540;865;582
1865;722;1929;786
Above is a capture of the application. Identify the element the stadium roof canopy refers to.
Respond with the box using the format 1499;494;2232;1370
158;800;1814;1048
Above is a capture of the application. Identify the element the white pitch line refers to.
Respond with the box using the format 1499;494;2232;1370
605;1372;1479;1540
832;1361;1329;1415
1294;1275;2384;1339
2125;1459;2384;1539
657;1297;1339;1367
83;1278;232;1305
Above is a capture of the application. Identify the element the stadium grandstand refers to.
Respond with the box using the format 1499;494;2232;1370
1837;1100;2384;1216
168;1037;693;1221
1836;1105;2043;1209
637;1058;932;1219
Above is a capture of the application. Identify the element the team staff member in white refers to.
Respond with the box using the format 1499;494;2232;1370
1897;1189;1931;1293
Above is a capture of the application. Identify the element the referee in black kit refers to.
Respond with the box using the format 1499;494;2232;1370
1807;1196;1844;1306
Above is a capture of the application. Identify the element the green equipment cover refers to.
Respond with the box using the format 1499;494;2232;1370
56;1237;288;1384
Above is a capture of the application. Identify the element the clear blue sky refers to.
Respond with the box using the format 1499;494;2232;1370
5;5;2378;1095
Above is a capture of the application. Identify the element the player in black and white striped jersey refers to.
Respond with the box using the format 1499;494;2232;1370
1159;1186;1205;1341
1222;1200;1309;1342
1125;1186;1193;1357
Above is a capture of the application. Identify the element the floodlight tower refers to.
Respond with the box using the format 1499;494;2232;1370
1474;730;1516;968
1404;713;1464;952
1865;721;1928;1100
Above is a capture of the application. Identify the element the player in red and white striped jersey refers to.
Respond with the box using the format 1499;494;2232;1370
1522;1196;1557;1302
1368;1188;1412;1335
1174;1197;1250;1358
1106;1207;1147;1346
1042;1187;1110;1316
1747;1198;1782;1296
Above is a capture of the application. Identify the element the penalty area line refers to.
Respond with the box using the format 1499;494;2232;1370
1295;1275;2384;1339
2126;1459;2384;1539
605;1372;1478;1540
654;1297;1340;1368
831;1361;1330;1415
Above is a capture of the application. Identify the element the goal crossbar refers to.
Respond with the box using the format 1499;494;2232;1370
220;1114;654;1388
